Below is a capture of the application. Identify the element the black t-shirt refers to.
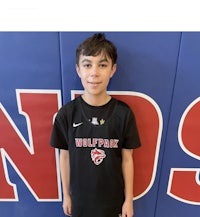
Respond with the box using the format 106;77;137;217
80;96;115;126
50;96;141;217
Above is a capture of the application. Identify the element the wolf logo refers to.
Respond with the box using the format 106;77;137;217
91;148;106;165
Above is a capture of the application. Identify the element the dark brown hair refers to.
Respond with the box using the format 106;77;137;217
76;33;117;66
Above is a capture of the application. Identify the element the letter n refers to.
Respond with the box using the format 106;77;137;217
0;89;62;201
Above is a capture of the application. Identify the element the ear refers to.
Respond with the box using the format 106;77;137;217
76;64;81;78
110;64;117;78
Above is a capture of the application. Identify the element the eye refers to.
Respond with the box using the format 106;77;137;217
83;64;91;68
99;64;107;68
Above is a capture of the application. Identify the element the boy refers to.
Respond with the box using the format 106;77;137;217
50;33;141;217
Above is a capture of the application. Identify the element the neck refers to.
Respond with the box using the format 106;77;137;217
82;93;111;106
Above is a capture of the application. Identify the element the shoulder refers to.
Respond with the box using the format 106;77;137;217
113;98;132;113
60;96;80;112
56;96;81;118
112;98;136;124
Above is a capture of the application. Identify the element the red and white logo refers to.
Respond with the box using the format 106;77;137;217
91;148;106;165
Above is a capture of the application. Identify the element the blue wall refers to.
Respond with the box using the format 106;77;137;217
0;32;200;217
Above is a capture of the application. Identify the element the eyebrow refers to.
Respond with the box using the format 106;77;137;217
81;58;109;64
81;59;91;63
99;58;109;63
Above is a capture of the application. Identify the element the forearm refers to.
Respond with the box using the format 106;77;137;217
122;149;134;216
122;149;134;201
60;149;70;197
60;149;72;216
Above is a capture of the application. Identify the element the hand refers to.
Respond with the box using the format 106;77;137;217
122;200;134;217
63;194;72;216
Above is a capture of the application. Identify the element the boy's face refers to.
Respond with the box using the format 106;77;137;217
76;53;116;97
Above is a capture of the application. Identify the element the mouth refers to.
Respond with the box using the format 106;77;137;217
87;81;102;86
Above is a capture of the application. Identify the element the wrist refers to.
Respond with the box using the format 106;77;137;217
63;191;71;198
125;194;133;203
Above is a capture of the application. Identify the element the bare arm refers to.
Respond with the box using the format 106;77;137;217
60;149;72;216
122;149;134;217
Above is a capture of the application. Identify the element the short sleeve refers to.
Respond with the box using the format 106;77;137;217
123;108;141;149
50;113;69;150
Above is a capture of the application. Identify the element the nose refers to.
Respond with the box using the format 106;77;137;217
90;66;99;77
